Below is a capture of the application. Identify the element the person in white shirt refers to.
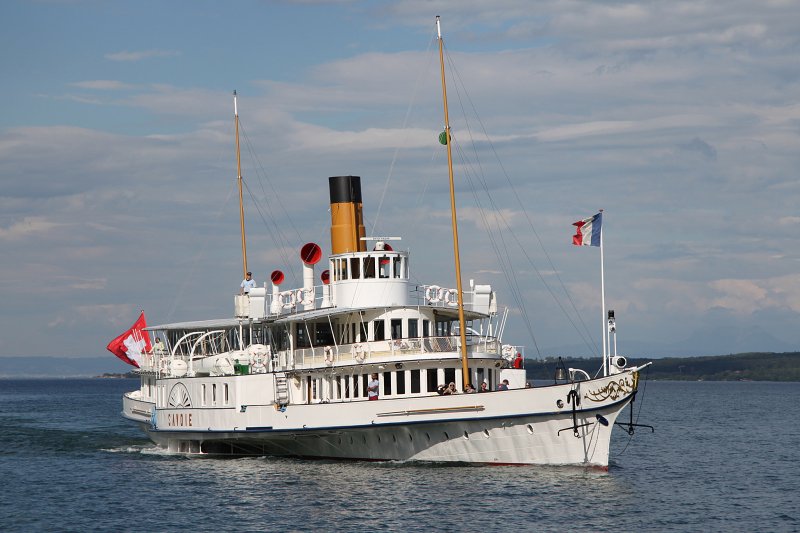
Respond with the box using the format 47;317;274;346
240;272;256;294
368;374;380;401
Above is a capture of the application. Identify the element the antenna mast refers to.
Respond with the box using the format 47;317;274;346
437;17;470;389
233;90;248;278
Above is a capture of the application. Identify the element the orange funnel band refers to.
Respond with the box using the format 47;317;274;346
329;176;366;255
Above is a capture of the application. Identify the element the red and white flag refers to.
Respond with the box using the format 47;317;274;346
106;311;151;367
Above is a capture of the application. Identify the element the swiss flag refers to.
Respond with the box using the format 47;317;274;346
106;311;151;367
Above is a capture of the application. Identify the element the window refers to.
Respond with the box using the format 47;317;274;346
444;368;456;387
379;257;390;278
350;258;360;279
352;375;359;398
364;256;376;279
410;369;421;393
408;319;418;339
383;372;392;395
315;322;334;346
202;384;207;406
427;368;439;393
396;371;406;395
212;384;217;405
390;319;402;340
341;259;348;280
394;257;402;279
422;320;430;337
360;321;368;343
296;323;311;348
373;320;385;341
224;383;229;405
362;374;370;397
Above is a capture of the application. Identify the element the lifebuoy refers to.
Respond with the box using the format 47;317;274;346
295;289;305;304
247;344;269;359
352;343;366;363
324;346;334;365
501;344;514;360
445;288;458;306
280;290;296;309
426;285;441;303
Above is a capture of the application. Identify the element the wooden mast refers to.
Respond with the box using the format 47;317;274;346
233;90;248;278
437;17;470;390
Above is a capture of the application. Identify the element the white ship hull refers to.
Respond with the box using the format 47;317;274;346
123;368;640;467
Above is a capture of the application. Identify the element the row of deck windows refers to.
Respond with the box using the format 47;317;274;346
158;315;464;356
331;254;407;282
306;367;495;402
297;317;461;348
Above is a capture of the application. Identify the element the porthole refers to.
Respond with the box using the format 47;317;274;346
409;434;413;441
444;431;450;440
526;424;534;435
483;429;490;438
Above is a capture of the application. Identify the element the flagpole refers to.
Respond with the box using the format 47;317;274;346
599;210;607;376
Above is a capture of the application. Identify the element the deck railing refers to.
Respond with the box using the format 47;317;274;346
291;335;501;367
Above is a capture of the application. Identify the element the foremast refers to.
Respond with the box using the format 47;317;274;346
436;16;470;389
234;90;248;277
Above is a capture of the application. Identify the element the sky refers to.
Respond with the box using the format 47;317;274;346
1;0;800;365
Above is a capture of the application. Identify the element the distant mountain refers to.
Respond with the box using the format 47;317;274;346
0;357;130;378
543;325;796;359
527;352;800;382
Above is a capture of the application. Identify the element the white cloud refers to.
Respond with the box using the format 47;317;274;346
0;217;62;240
69;80;134;90
104;49;180;62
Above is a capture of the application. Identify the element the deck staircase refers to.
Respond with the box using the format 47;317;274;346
275;373;290;405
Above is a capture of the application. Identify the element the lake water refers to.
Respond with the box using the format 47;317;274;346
0;378;798;532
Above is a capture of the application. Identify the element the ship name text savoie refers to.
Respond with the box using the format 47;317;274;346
167;413;193;427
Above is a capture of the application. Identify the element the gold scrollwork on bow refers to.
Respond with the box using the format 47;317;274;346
584;371;639;402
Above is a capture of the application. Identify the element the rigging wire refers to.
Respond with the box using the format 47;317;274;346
370;30;438;237
165;179;237;322
238;120;302;285
443;44;601;358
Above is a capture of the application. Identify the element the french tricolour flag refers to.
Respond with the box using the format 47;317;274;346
572;211;602;247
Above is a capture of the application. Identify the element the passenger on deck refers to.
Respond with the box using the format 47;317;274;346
151;337;166;355
445;382;458;395
240;272;255;295
478;381;489;393
513;353;523;369
464;383;476;393
497;379;510;391
368;373;380;401
437;384;446;395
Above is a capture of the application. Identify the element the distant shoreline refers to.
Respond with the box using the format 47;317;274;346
527;352;800;382
2;352;799;381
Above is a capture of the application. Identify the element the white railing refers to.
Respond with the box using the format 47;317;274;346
291;335;501;366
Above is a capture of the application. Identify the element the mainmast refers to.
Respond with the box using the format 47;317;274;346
233;90;248;278
437;17;470;389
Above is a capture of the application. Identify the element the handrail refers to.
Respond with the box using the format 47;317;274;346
290;335;501;366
